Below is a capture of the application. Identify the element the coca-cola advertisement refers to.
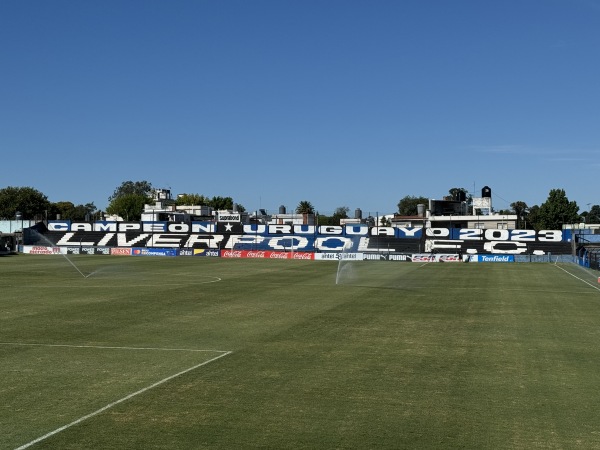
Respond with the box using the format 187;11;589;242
246;251;267;258
291;252;313;260
269;252;289;259
221;250;243;258
220;250;313;260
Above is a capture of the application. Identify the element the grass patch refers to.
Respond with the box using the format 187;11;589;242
2;255;600;449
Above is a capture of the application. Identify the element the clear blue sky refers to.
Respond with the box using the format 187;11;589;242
2;0;599;215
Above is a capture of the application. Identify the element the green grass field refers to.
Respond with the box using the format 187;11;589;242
2;254;600;449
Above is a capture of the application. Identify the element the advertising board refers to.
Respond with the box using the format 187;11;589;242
220;250;314;260
132;248;178;257
469;255;515;263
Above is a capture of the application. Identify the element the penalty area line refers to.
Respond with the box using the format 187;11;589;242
14;350;232;450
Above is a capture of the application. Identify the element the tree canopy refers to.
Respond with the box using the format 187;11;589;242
585;205;600;224
106;181;153;220
296;200;315;215
175;193;209;206
50;201;97;221
209;196;235;211
510;201;529;229
535;189;579;230
397;195;429;216
108;180;154;202
0;186;51;220
105;194;149;221
448;187;470;201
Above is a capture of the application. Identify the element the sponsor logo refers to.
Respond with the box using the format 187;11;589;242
388;254;410;261
340;253;363;260
363;253;386;260
111;248;132;256
439;254;460;262
247;251;267;258
179;249;194;256
412;254;437;262
269;252;289;259
479;255;514;263
67;247;81;254
222;250;243;258
218;214;241;222
292;252;313;260
132;248;177;257
192;249;219;257
315;253;339;260
411;254;461;262
94;247;110;255
30;246;61;255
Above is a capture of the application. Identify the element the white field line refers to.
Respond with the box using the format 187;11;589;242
0;342;228;353
8;278;222;288
554;264;600;293
14;350;232;450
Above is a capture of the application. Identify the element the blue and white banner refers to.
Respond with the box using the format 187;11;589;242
132;248;178;257
469;255;515;263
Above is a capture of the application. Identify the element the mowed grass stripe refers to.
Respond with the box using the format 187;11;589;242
0;344;229;449
14;351;231;450
2;256;600;448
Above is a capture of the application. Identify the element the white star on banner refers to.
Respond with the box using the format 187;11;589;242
225;223;233;232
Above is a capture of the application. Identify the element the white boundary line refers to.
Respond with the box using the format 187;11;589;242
12;347;232;450
8;277;222;288
0;342;227;353
554;264;600;293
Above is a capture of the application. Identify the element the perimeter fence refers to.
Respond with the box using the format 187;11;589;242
514;254;576;264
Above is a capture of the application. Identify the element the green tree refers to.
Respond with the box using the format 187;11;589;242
73;202;98;220
51;201;76;220
106;180;154;221
176;193;209;206
528;205;541;230
0;186;51;220
397;195;429;215
589;205;600;224
209;196;235;211
510;201;529;229
581;205;600;224
331;206;350;225
448;187;470;202
296;200;315;215
380;216;391;227
108;180;153;202
536;189;579;230
317;214;333;226
51;201;97;220
105;194;149;221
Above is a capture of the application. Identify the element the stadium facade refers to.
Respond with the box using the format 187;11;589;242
11;186;600;267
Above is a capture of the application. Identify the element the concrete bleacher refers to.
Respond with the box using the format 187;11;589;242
27;226;573;256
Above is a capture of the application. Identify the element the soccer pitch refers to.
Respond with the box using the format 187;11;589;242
2;255;600;449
